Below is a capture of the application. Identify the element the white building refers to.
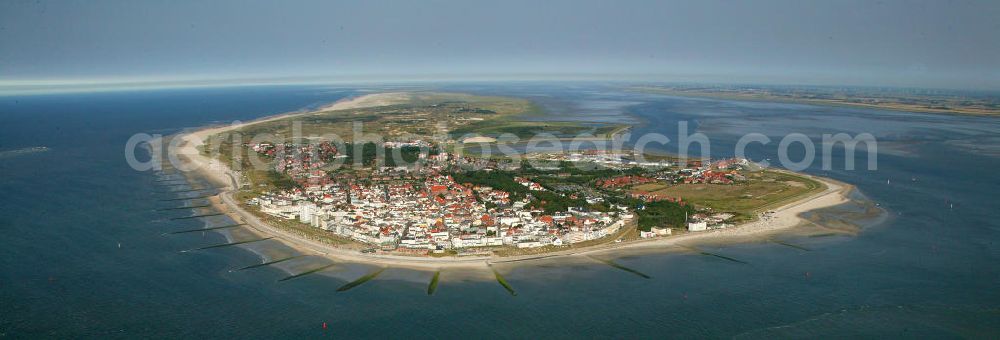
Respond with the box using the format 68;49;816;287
651;227;672;236
299;203;316;223
688;221;707;232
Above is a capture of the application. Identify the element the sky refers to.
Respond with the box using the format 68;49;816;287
1;0;999;91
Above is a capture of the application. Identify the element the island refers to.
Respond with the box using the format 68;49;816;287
632;84;1000;116
169;92;852;269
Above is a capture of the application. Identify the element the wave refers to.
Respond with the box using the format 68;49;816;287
0;146;49;159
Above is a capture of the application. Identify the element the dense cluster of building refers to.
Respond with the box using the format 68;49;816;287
245;143;634;252
243;142;753;254
676;158;750;184
597;175;657;189
249;172;632;252
252;141;339;175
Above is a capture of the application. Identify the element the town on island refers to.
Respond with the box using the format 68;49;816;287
168;92;847;265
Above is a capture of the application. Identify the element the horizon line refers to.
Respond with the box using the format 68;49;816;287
2;73;998;96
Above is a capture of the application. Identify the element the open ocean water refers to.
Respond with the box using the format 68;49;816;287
1;83;998;338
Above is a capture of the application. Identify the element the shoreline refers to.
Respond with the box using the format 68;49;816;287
631;87;999;117
169;93;855;270
488;171;850;263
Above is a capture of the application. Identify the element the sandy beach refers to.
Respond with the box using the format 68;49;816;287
167;93;854;270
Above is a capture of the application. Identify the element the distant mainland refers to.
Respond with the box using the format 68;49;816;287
632;84;1000;116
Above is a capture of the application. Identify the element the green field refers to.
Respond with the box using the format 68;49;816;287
450;120;627;140
633;170;824;220
224;92;542;141
207;91;630;148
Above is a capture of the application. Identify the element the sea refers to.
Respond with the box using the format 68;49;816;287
1;83;998;338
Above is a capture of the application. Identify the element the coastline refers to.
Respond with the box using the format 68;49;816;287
631;87;999;117
490;172;850;263
169;93;855;270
